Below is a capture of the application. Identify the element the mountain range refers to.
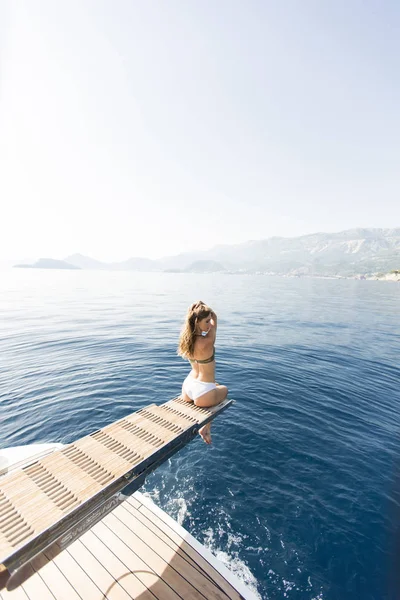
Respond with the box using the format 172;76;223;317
12;228;400;277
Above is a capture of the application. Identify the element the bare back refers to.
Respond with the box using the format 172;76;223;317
190;336;215;382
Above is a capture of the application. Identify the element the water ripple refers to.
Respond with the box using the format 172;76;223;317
0;271;399;600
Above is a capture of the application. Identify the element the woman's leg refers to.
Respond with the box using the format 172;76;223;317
196;385;228;444
194;385;228;408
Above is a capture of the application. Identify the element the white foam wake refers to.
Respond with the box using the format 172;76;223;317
202;526;262;599
142;476;262;598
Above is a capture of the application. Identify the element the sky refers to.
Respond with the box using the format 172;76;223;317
1;0;399;262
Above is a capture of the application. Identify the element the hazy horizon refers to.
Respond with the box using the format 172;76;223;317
1;1;400;261
2;225;399;267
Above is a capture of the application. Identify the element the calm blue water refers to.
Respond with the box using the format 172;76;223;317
1;270;399;600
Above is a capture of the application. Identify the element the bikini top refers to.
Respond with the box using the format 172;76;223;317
189;349;215;365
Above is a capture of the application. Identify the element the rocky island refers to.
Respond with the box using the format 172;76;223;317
14;258;81;270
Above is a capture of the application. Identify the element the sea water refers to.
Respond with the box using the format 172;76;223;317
0;269;399;600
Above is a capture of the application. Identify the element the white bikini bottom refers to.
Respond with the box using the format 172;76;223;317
182;374;217;401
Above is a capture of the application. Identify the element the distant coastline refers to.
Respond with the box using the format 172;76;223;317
10;264;400;281
8;227;400;280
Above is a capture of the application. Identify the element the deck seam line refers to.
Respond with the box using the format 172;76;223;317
87;525;161;600
133;491;253;600
119;502;222;590
79;529;146;600
121;500;203;570
122;500;233;594
42;550;84;600
28;566;57;600
124;501;236;599
110;509;211;600
134;501;239;595
69;537;134;600
62;544;111;600
100;516;186;600
29;550;82;600
5;583;30;600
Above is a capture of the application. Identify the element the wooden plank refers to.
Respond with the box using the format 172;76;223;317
106;422;164;448
124;495;141;510
169;397;209;415
134;500;241;600
151;406;195;429
39;452;105;495
118;496;211;580
0;585;29;600
135;408;184;434
123;407;185;435
169;397;230;421
81;527;160;600
0;480;64;550
109;406;159;430
162;401;211;422
20;463;81;514
20;563;55;600
65;536;133;600
157;404;198;425
106;418;168;443
43;543;105;600
74;436;139;476
122;418;182;444
101;512;210;600
59;445;113;486
135;502;186;548
120;501;207;577
114;505;231;600
29;551;81;600
97;427;162;459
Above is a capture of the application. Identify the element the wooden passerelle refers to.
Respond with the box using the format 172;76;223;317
0;397;233;592
0;491;250;600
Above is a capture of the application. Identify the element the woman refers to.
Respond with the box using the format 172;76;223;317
178;301;228;444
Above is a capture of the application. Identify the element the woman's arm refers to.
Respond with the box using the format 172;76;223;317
208;310;217;344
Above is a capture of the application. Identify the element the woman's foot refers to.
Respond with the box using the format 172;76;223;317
199;422;212;444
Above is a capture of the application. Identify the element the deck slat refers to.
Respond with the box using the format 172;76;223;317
124;497;242;600
28;551;81;600
133;499;242;600
102;511;211;600
95;426;162;459
115;504;232;600
65;537;134;600
43;543;105;600
0;587;28;600
84;524;174;600
0;584;29;600
121;501;204;576
20;563;55;600
40;451;106;493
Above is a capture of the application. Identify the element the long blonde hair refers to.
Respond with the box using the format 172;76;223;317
177;300;213;359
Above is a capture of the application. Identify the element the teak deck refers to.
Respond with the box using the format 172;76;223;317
0;491;245;600
0;397;233;594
